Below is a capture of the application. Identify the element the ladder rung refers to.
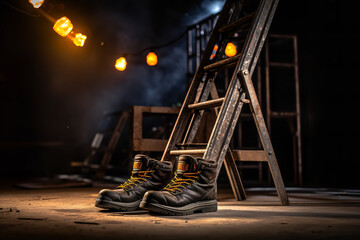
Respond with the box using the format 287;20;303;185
188;97;224;110
269;62;295;68
71;162;114;169
239;165;262;169
231;150;267;162
270;111;298;118
176;143;208;147
169;149;206;155
71;162;86;167
204;54;241;71
218;12;256;33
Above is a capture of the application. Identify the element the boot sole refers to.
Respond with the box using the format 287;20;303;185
95;197;142;211
140;199;217;216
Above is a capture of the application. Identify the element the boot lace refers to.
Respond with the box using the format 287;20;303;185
117;170;154;189
163;171;200;192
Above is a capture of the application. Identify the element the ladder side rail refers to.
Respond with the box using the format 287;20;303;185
240;0;279;75
240;70;289;205
203;0;277;166
203;78;246;170
161;0;234;161
247;0;279;76
183;72;218;144
224;150;247;200
293;35;302;185
182;1;249;147
182;0;258;150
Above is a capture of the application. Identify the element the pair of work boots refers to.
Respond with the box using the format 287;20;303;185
95;154;218;215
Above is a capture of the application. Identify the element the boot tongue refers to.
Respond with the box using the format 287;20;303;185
132;154;151;176
176;155;198;176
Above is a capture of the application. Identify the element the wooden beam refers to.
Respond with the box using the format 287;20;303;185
231;150;267;162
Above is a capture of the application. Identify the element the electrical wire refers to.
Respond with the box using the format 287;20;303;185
2;0;188;61
132;30;187;56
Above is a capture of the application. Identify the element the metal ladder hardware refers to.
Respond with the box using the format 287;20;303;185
162;0;289;205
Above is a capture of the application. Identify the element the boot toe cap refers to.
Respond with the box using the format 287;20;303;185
143;190;169;205
97;189;122;202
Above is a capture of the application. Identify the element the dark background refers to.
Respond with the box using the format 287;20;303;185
0;0;358;188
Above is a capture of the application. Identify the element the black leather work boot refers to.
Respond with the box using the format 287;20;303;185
140;155;217;215
95;154;173;211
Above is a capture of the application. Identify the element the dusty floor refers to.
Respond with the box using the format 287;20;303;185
0;180;360;240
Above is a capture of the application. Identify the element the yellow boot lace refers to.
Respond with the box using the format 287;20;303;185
163;171;201;192
116;170;154;189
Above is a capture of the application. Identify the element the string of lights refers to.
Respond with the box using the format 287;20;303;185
2;0;237;72
115;30;187;71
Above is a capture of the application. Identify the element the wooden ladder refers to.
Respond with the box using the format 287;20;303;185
71;111;129;179
161;0;289;205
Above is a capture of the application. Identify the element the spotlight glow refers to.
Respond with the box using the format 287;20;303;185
212;5;221;13
210;1;223;14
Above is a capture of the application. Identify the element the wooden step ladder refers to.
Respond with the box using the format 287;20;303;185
161;0;289;205
71;111;129;179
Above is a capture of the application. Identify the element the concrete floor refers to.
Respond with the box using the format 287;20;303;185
1;180;360;240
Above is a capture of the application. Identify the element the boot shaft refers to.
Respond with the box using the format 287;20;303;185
130;154;173;185
175;155;217;185
163;155;217;198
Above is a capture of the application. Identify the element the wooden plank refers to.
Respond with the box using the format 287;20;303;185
203;54;241;71
188;97;224;110
231;150;267;162
169;149;206;155
71;162;113;169
269;62;295;68
134;106;180;115
131;105;180;153
132;139;168;152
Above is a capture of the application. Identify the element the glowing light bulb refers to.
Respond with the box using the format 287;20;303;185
225;42;237;57
72;33;87;47
210;44;219;60
29;0;45;8
53;17;73;37
115;57;127;71
146;52;158;66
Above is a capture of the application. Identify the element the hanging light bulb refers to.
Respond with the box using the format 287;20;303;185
53;17;73;37
225;42;237;57
146;51;158;66
72;33;87;47
115;57;127;71
29;0;45;8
